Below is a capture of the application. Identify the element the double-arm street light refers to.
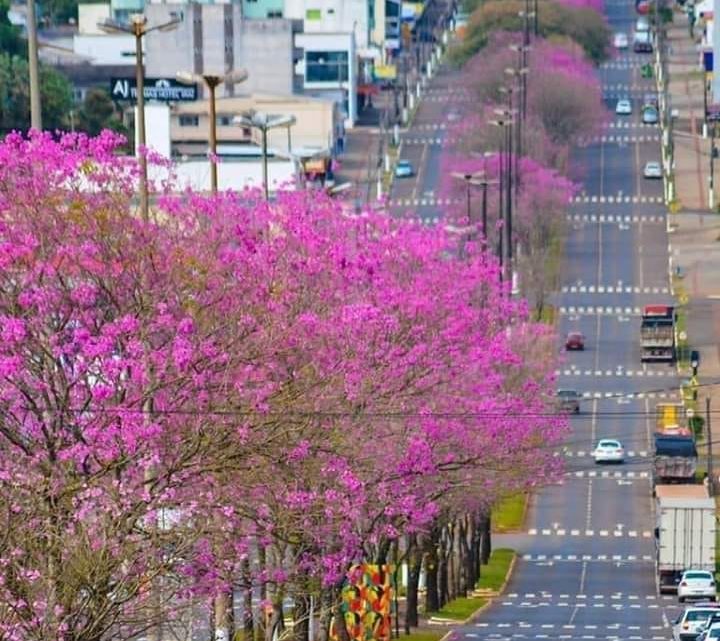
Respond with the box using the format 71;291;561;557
176;69;249;194
233;111;296;200
451;171;499;243
99;14;181;221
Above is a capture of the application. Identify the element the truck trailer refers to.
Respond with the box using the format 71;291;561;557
656;485;716;593
641;305;676;362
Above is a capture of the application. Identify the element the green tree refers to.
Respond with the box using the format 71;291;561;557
0;0;25;56
450;0;610;65
77;87;126;136
0;53;73;133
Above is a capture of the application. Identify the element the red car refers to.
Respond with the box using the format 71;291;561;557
565;332;585;350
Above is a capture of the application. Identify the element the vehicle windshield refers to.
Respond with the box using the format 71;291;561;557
558;390;578;398
599;440;620;448
687;610;718;622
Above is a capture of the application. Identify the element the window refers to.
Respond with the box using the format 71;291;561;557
267;9;282;17
305;50;349;83
216;115;232;126
179;115;199;127
241;127;252;137
327;7;334;13
305;8;321;19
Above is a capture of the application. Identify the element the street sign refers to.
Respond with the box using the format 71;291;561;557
110;77;198;102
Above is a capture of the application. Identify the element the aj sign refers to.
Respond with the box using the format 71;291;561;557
110;77;198;102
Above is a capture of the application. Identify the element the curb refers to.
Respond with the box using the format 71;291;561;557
434;552;518;640
492;493;531;534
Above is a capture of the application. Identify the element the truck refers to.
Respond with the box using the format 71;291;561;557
641;305;676;362
656;402;691;436
653;434;698;485
656;485;716;593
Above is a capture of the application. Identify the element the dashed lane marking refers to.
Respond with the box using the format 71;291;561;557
564;470;650;479
526;528;652;538
520;553;654;562
578;134;662;145
555;368;673;377
561;285;669;294
570;195;665;204
567;214;664;224
564;449;648;457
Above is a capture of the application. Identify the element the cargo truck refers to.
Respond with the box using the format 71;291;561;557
656;485;716;593
653;435;698;486
656;402;691;436
641;305;676;362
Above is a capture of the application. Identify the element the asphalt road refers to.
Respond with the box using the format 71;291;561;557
394;0;687;640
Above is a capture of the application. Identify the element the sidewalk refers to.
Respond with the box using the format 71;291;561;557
665;9;720;455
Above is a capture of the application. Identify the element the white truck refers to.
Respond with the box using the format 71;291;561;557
656;485;716;593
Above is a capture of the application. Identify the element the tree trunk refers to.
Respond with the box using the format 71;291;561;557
259;545;268;602
242;558;254;641
479;512;492;565
264;599;283;641
214;590;235;641
437;533;449;608
404;536;422;633
423;534;440;613
459;516;474;595
317;590;334;641
294;594;311;641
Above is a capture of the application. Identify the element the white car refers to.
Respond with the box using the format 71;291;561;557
593;439;625;463
616;99;632;115
644;161;663;179
674;606;720;641
614;32;629;49
679;570;718;603
698;623;720;641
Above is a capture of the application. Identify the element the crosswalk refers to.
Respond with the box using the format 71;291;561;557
606;121;658;129
558;305;642;315
570;195;664;204
556;368;672;377
578;134;661;145
564;470;650;478
566;214;664;224
520;553;654;562
526;528;653;538
564;450;649;458
561;285;669;294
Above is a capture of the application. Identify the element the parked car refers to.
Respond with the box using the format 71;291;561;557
565;332;585;350
644;161;663;179
593;439;625;464
614;32;629;49
616;99;633;115
673;605;720;641
679;570;718;603
643;106;660;124
633;30;653;52
395;160;414;178
557;389;581;414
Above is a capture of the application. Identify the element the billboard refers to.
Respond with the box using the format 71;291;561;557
110;77;198;102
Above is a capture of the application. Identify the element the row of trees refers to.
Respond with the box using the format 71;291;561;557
441;1;609;319
0;130;566;641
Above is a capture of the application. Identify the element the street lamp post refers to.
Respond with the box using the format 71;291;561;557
26;0;41;129
99;14;181;221
177;69;249;194
490;116;514;286
233;111;296;200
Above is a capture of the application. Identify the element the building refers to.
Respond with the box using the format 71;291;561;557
142;94;339;192
144;3;301;97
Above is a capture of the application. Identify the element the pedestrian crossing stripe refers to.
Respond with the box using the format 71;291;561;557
389;197;461;207
561;285;669;294
526;528;653;538
504;592;673;601
564;470;650;478
559;305;642;315
520;554;654;562
607;121;658;129
566;214;664;224
578;134;662;145
574;390;677;399
569;195;665;203
555;368;672;377
564;450;648;457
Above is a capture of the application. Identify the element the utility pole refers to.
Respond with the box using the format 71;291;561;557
26;0;41;129
707;397;715;496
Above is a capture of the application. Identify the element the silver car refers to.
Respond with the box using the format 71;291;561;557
679;570;718;603
557;389;581;414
